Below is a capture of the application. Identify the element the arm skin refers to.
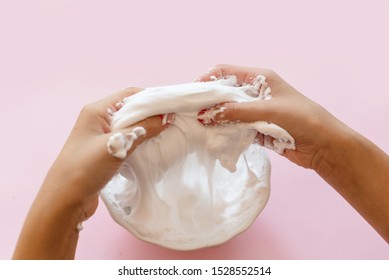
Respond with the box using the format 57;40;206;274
13;66;388;259
13;87;170;259
199;64;389;243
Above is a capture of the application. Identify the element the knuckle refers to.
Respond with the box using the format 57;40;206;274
119;86;143;98
261;68;276;78
123;86;142;95
213;64;231;74
81;103;98;115
123;86;137;91
206;65;222;76
214;63;227;69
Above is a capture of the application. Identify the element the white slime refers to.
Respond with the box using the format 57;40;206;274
102;76;295;250
107;127;146;159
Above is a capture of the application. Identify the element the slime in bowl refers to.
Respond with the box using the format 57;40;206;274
101;76;295;250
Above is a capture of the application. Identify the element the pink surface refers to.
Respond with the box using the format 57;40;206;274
1;0;388;259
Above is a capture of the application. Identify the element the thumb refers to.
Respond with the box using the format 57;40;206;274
201;100;275;124
107;114;175;159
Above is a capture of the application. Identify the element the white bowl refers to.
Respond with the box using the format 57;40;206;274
101;138;270;251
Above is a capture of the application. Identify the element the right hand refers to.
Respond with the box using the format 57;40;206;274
197;64;351;170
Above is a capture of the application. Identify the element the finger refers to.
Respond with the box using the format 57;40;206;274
129;114;172;146
106;114;175;159
196;64;269;85
99;87;143;112
82;87;143;122
195;65;225;82
91;87;144;130
200;100;274;124
254;133;275;148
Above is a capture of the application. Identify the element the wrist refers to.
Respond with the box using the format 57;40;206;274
313;122;369;191
35;180;88;230
313;120;359;184
40;170;99;220
312;121;389;242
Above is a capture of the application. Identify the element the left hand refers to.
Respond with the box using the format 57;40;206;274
41;87;168;219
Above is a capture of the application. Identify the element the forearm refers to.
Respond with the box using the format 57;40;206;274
316;126;389;243
12;184;86;259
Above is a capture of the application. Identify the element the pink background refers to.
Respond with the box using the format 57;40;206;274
1;0;388;259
